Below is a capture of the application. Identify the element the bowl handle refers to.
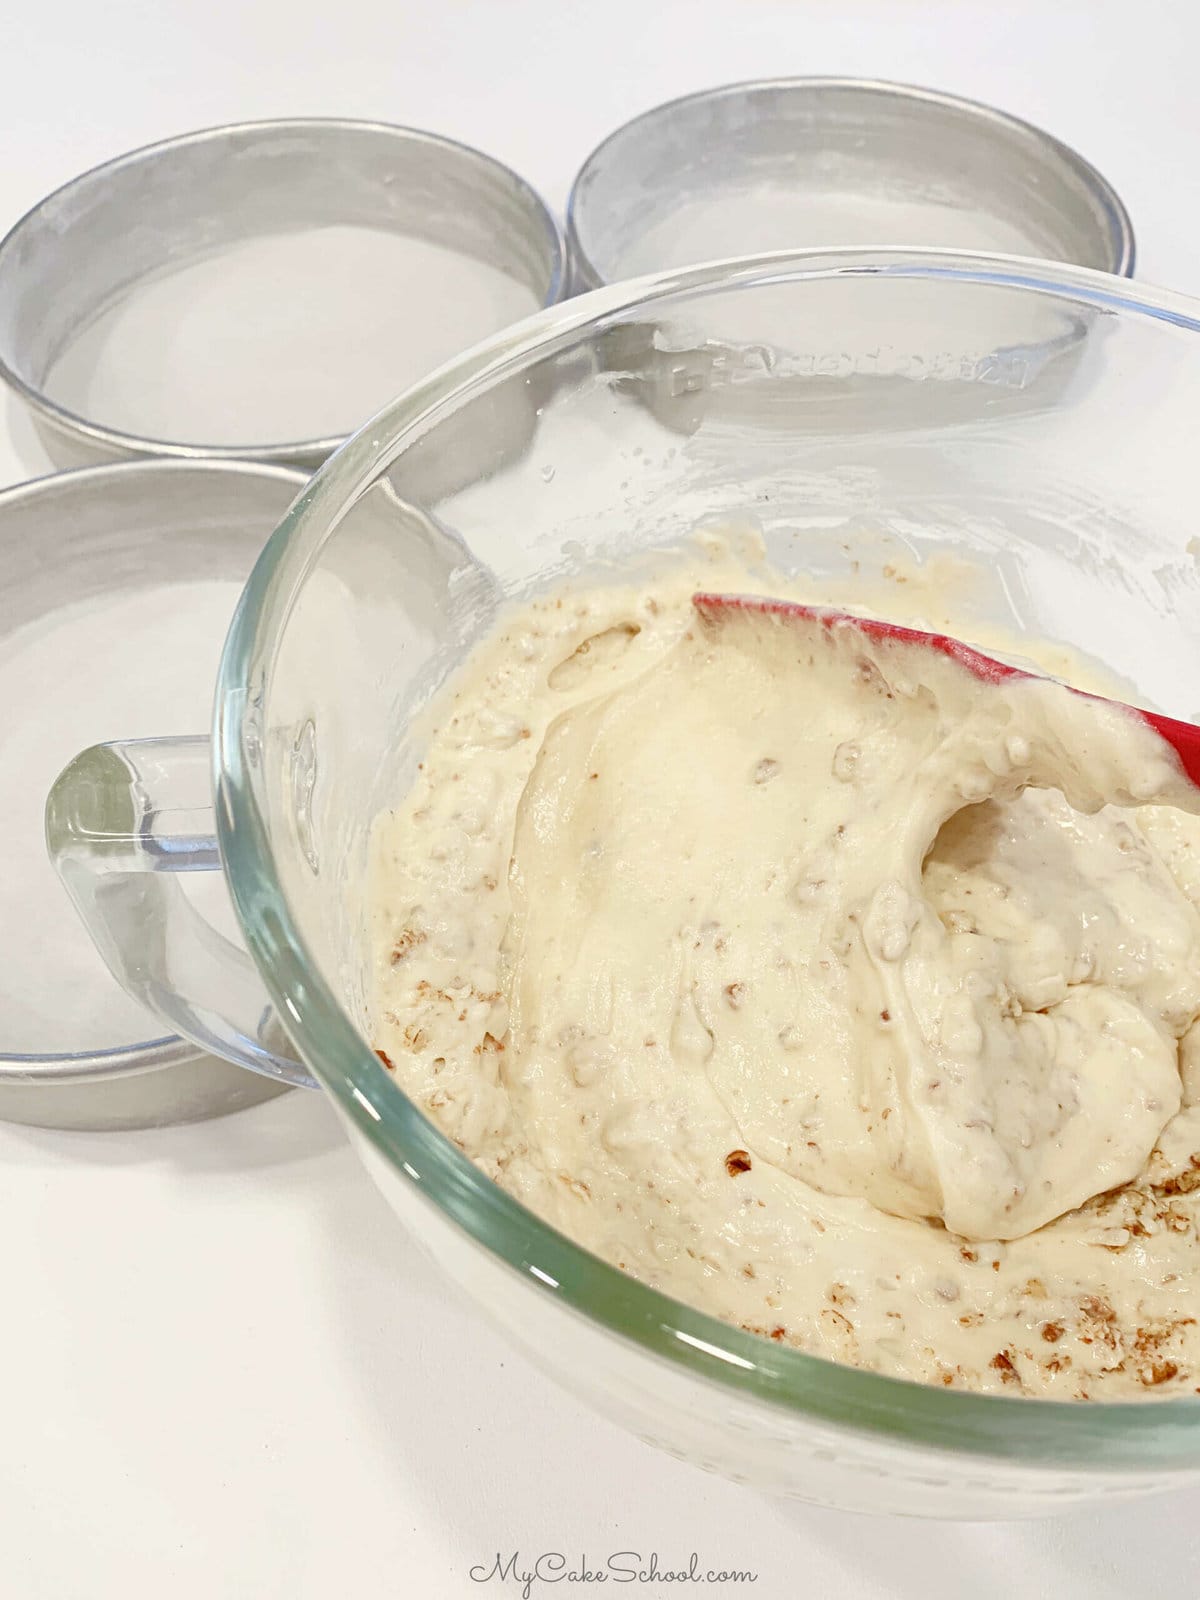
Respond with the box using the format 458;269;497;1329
46;736;317;1090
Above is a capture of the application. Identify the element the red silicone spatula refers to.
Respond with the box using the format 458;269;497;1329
693;593;1200;790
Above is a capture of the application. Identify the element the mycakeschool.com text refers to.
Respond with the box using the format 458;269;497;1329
469;1551;758;1597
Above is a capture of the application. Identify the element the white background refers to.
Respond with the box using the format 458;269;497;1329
3;2;1200;1595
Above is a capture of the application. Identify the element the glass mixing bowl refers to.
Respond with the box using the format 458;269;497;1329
48;250;1200;1517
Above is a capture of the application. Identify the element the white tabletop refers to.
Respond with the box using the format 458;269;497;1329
4;3;1200;1594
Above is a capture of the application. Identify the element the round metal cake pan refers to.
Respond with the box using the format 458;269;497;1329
567;79;1135;289
0;458;309;1130
0;118;567;471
